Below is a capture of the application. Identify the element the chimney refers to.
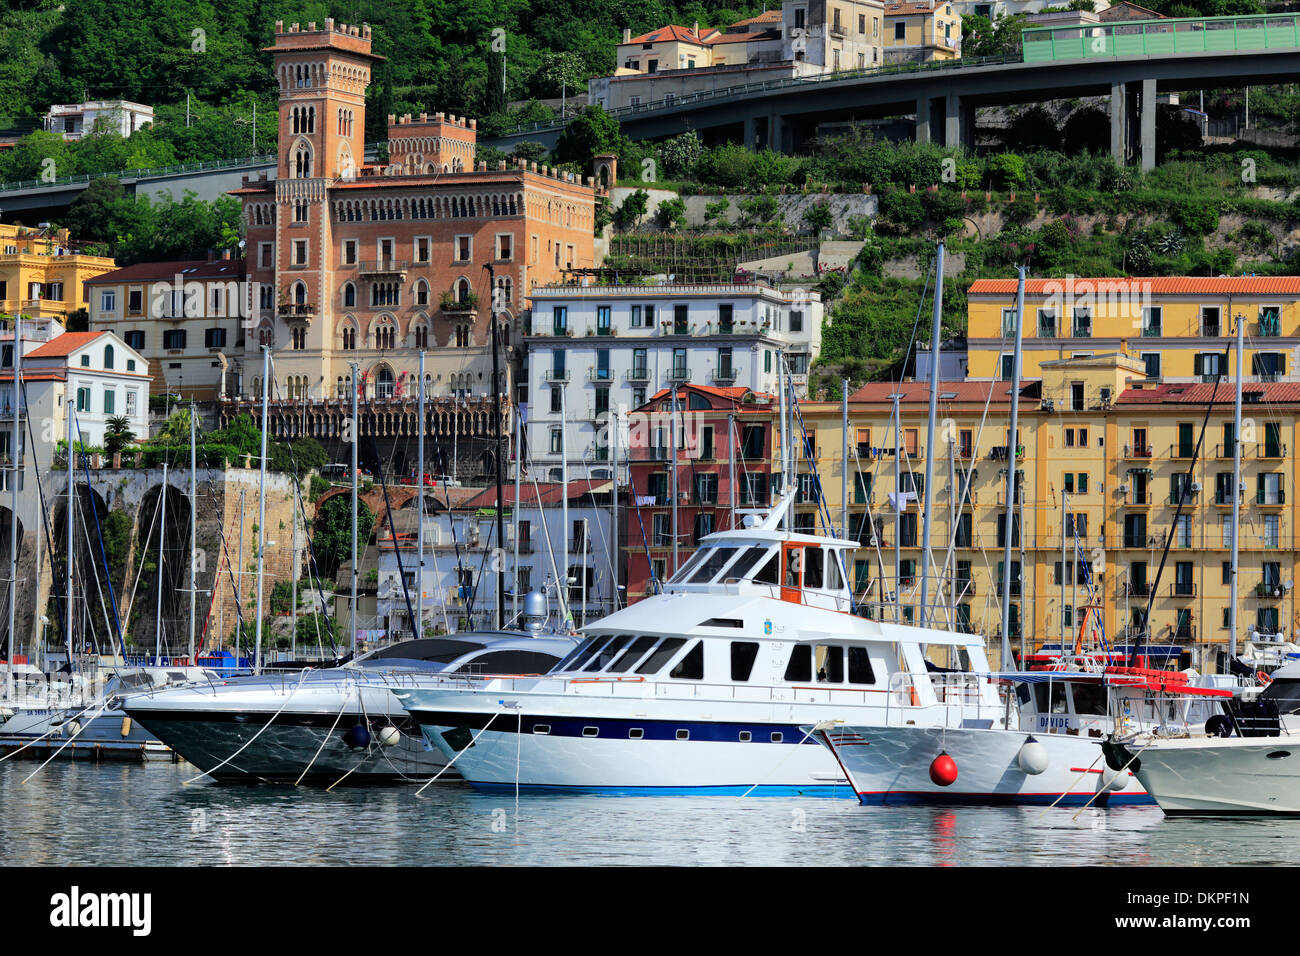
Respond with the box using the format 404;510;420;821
693;20;699;38
206;248;216;263
623;27;631;43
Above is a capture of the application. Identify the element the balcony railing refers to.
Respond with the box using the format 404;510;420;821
712;366;737;384
1170;583;1197;598
359;259;409;275
1168;487;1199;505
1122;582;1151;598
1257;489;1286;505
544;368;570;383
587;367;614;383
668;366;690;383
988;445;1024;460
1258;315;1282;337
1169;444;1197;460
1071;321;1092;338
1141;324;1162;337
277;303;316;316
1256;581;1284;598
1122;534;1156;549
1255;442;1287;459
1127;491;1152;506
625;367;649;383
1173;625;1196;642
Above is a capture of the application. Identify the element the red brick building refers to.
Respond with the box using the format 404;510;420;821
624;384;778;601
227;18;597;478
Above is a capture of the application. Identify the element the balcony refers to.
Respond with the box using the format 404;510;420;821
1037;320;1057;337
1202;322;1221;337
277;303;316;317
1258;314;1282;337
1122;581;1151;598
1122;534;1155;549
712;366;737;385
625;367;649;383
1173;625;1196;642
1170;582;1197;599
997;580;1022;597
1256;581;1284;599
1071;321;1092;338
1214;491;1239;506
570;538;592;553
668;366;690;384
988;445;1024;461
1124;443;1154;459
1257;489;1286;506
1141;323;1162;337
953;578;976;597
544;368;570;383
1126;490;1152;507
1169;444;1197;460
359;259;409;276
587;367;614;383
1254;442;1287;460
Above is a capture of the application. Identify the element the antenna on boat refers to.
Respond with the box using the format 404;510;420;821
998;266;1025;672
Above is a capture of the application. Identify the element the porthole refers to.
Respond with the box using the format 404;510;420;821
739;731;752;742
533;724;550;735
629;728;644;739
1267;750;1291;759
676;729;690;740
582;726;599;737
771;732;783;743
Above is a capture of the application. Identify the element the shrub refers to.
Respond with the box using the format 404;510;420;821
803;200;834;234
988;153;1027;190
656;196;687;231
879;190;925;231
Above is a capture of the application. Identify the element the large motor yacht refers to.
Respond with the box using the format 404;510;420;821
123;623;578;783
394;495;1004;796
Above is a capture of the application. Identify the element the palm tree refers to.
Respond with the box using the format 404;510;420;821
104;416;136;456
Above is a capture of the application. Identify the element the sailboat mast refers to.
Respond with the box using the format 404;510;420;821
560;382;570;625
919;242;945;627
188;402;197;659
841;377;849;539
513;408;521;623
999;266;1026;671
669;385;678;570
1229;312;1244;664
6;315;19;700
350;361;359;656
66;375;74;666
610;408;619;613
253;346;269;674
417;350;425;640
893;391;901;623
155;462;168;662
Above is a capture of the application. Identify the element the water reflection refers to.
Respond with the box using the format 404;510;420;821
2;762;1297;867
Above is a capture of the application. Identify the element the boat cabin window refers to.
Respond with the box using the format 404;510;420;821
784;547;803;587
583;635;633;671
607;635;658;673
804;548;824;589
689;547;740;583
1071;682;1107;716
825;551;843;590
636;637;686;675
559;635;612;672
816;645;843;683
731;642;760;681
668;549;710;584
784;644;812;682
455;650;562;674
754;551;780;585
669;641;704;679
725;546;771;581
1261;678;1300;715
848;646;875;685
1033;682;1069;714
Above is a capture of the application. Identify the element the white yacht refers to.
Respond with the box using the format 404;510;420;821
1108;660;1300;815
810;664;1233;806
123;628;578;782
393;495;1005;796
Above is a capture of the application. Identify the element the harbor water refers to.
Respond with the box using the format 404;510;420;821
2;761;1297;866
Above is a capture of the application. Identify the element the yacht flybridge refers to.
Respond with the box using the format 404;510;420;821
394;494;1005;795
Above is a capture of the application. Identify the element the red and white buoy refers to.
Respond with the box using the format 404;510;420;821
929;751;958;787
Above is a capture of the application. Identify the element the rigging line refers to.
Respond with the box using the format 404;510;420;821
18;698;114;784
438;476;469;626
179;667;313;786
520;446;570;623
1141;336;1233;641
119;485;164;652
739;722;824;798
369;432;418;639
325;681;375;791
414;707;506;797
576;450;622;613
21;380;71;652
75;494;116;659
73;415;125;659
625;467;660;597
465;513;497;625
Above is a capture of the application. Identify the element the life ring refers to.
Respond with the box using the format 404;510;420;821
1257;670;1274;686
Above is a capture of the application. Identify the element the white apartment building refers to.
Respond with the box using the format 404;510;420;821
375;482;617;633
523;281;821;479
45;100;155;140
86;254;247;401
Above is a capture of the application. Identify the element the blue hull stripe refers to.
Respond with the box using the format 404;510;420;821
410;710;820;744
854;791;1154;807
466;781;858;797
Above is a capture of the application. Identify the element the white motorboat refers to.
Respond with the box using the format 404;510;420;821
1108;660;1300;815
123;628;579;782
810;664;1232;806
394;494;1007;796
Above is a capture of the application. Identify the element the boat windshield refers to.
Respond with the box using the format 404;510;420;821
689;547;741;583
724;545;772;582
668;549;711;584
1261;677;1300;715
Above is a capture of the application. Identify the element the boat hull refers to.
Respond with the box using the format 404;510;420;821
819;725;1153;806
400;693;856;796
1126;736;1300;815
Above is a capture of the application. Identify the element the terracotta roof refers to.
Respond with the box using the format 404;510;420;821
86;258;244;284
642;384;776;410
24;331;108;359
1097;1;1165;19
728;10;782;28
0;370;66;382
886;1;943;14
710;29;781;43
1117;382;1300;405
625;25;719;45
847;380;1037;404
968;276;1300;296
461;480;610;508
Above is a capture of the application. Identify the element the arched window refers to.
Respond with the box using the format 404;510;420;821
103;344;114;369
456;278;471;306
294;144;311;178
415;280;429;307
342;282;355;308
294;281;307;305
376;367;395;399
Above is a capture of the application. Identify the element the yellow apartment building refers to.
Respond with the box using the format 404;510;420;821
0;222;117;323
967;276;1300;384
883;1;962;62
796;349;1300;671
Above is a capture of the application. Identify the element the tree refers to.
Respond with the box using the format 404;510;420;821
656;196;687;231
554;105;625;169
704;197;731;229
658;131;704;180
312;495;375;580
61;176;125;243
803;200;834;235
104;415;135;455
615;189;649;229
